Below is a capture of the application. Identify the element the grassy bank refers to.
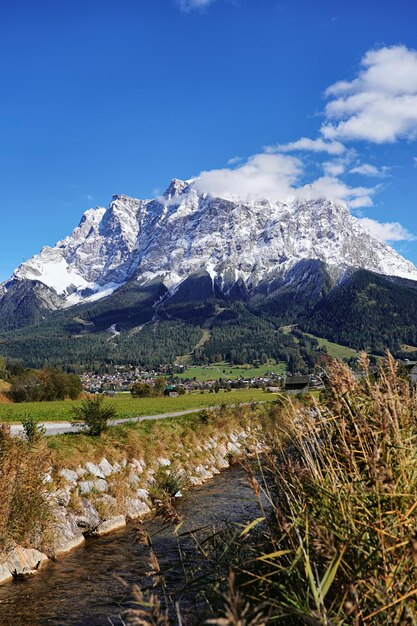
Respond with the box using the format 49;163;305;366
46;404;257;467
0;388;273;423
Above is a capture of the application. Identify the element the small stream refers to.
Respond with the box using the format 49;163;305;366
0;465;262;626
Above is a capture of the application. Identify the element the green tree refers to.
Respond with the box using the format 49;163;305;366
154;376;167;396
72;396;117;436
131;382;154;397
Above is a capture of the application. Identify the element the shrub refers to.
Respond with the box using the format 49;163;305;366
149;468;184;502
148;468;184;523
21;415;46;444
71;395;117;436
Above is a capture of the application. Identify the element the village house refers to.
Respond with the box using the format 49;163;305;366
285;375;310;395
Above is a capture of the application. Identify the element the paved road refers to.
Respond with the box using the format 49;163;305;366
8;402;266;438
8;407;211;437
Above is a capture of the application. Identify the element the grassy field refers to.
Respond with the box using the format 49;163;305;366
0;388;274;423
303;333;358;360
176;361;286;381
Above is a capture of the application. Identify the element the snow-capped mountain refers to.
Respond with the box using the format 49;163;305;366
2;178;417;318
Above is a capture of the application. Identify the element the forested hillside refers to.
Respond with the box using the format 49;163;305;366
301;270;417;353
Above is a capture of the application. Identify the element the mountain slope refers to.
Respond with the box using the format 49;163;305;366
301;270;417;354
1;179;417;368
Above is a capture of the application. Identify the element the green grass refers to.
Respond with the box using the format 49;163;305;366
0;388;274;423
176;361;286;381
303;333;358;360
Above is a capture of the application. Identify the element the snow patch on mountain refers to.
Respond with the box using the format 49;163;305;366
14;247;90;295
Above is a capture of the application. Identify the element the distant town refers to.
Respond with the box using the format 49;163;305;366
80;364;325;396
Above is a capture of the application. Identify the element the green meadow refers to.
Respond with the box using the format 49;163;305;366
175;361;286;381
0;388;274;423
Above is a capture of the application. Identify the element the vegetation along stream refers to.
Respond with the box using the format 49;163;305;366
0;464;261;626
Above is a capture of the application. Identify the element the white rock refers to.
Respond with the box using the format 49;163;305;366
215;456;230;469
194;465;213;480
130;458;144;474
59;468;79;483
158;457;171;467
0;546;48;583
74;499;100;531
189;476;203;486
217;444;228;457
78;478;108;495
126;499;151;519
94;515;126;536
51;509;85;556
227;442;241;455
78;480;95;495
98;458;114;477
52;487;72;507
129;473;141;485
136;488;150;502
93;478;108;493
85;462;105;478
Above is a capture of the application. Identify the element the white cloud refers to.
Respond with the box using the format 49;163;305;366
350;163;388;177
322;46;417;143
193;152;374;208
268;136;346;155
323;161;345;176
177;0;216;10
359;217;416;242
227;156;243;165
296;177;374;209
194;153;302;201
188;45;417;248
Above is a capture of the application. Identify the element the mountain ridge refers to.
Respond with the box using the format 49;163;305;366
1;180;417;369
2;179;417;320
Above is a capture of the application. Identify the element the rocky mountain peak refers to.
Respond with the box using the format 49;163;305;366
163;178;191;199
3;181;417;311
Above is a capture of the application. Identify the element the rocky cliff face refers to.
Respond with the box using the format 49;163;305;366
3;179;417;319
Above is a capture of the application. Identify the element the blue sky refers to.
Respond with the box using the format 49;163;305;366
1;0;417;280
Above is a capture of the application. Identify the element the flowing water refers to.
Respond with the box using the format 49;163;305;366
0;465;262;626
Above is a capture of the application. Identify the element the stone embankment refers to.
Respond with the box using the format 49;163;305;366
0;426;261;584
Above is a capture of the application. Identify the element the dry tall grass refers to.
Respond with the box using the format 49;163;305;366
0;425;52;554
233;353;417;625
